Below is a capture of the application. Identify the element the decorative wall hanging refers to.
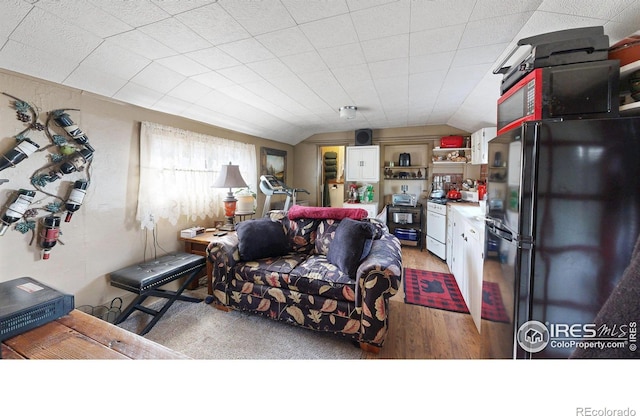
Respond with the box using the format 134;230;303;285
0;92;95;260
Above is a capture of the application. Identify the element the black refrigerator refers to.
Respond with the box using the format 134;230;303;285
482;117;640;359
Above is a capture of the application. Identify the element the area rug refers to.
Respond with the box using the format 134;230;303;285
403;268;510;323
117;287;363;360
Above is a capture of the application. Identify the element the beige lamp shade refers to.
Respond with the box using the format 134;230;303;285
212;163;248;189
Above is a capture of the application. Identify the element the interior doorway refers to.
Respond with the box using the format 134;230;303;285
319;146;345;207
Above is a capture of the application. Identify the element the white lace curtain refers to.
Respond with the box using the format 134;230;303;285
136;121;257;230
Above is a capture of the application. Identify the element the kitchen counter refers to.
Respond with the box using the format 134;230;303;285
447;201;485;227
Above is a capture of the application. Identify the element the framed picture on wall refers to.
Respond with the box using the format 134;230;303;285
260;147;287;183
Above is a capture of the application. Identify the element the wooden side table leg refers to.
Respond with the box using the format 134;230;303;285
207;260;213;296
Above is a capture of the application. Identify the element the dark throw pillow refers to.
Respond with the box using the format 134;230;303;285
235;219;289;261
327;218;375;278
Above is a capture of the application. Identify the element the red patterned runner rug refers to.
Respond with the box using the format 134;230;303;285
403;268;510;323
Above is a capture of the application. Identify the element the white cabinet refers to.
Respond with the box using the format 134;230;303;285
449;208;464;292
345;145;379;182
463;219;484;333
448;204;485;333
471;127;496;165
446;205;454;272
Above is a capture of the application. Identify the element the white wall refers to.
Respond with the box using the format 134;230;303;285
0;69;292;308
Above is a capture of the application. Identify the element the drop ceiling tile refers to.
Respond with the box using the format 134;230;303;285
459;12;534;49
410;25;466;56
410;0;475;32
539;0;631;20
130;62;186;94
139;17;211;53
176;3;250;46
451;43;510;67
167;78;212;102
64;66;129;97
332;64;372;86
1;0;32;40
368;58;409;80
191;71;237;90
298;70;352;107
220;0;296;35
281;51;328;74
318;43;366;69
351;0;410;41
346;0;398;12
186;47;242;71
152;95;192;115
514;11;605;40
409;51;455;73
256;27;315;57
0;39;76;83
151;0;217;15
281;0;349;24
36;0;132;38
300;14;358;49
113;81;164;108
218;38;276;64
108;30;177;60
470;0;542;21
216;65;262;84
218;84;298;119
89;0;169;27
247;59;295;79
80;41;151;80
10;7;102;64
361;34;409;63
373;75;408;108
266;76;333;114
156;55;210;77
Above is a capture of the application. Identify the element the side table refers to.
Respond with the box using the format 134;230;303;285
179;231;235;293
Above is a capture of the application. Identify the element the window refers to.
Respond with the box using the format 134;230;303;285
136;121;256;229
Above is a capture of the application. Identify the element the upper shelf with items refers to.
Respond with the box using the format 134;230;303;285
619;60;640;115
431;147;471;164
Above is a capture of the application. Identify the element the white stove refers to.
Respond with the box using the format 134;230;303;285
426;201;447;260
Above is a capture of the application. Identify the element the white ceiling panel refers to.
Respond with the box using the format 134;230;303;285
139;18;212;54
35;0;133;38
351;0;410;41
0;0;32;40
300;14;359;49
1;0;638;145
219;0;297;35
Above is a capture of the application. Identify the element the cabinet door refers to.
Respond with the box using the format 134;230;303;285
450;210;465;293
471;131;481;164
464;222;483;333
345;146;379;182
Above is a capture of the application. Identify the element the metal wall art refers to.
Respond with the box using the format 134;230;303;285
0;92;95;259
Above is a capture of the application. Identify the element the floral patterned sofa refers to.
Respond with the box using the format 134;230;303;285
206;205;403;353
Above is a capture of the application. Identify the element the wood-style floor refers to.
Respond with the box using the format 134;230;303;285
363;246;481;359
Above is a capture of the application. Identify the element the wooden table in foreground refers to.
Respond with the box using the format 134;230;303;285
1;309;188;359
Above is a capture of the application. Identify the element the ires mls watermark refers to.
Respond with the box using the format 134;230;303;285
576;408;636;416
517;320;637;354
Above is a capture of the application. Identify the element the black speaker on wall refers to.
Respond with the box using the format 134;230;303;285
355;129;372;146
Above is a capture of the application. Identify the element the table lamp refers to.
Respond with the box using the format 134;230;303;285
212;162;248;231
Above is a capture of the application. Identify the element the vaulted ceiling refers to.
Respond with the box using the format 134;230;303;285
1;0;638;145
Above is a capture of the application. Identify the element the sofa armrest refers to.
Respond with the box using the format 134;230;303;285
206;233;240;305
355;233;403;346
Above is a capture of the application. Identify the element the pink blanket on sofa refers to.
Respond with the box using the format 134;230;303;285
287;205;368;221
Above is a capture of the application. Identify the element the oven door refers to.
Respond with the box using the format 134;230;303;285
426;210;446;242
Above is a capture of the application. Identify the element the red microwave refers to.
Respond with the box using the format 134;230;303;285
496;60;619;136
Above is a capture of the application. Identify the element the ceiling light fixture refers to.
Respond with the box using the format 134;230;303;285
339;106;357;120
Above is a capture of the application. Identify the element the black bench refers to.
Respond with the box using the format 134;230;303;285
110;252;206;335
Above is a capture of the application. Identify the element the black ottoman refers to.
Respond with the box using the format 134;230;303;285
110;252;205;335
